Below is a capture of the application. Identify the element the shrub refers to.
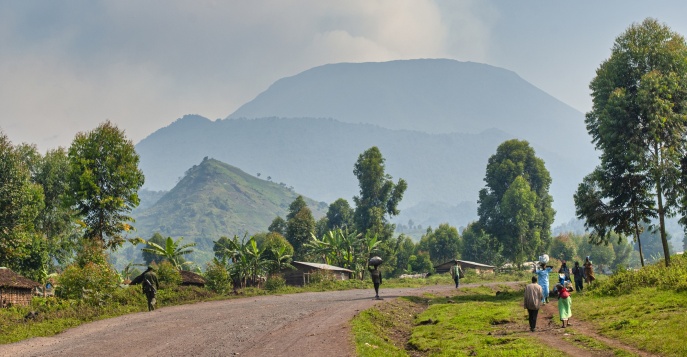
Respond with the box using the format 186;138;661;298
591;253;687;296
57;261;120;303
155;261;182;288
205;261;232;294
265;275;286;291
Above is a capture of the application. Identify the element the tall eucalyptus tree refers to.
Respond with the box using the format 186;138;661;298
585;18;687;266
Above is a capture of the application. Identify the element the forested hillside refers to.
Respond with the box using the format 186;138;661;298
132;157;326;256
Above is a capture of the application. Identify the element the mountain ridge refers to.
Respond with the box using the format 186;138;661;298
227;59;594;167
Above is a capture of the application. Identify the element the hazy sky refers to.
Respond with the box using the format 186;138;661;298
2;1;686;151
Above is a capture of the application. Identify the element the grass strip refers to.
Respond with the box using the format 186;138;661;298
353;285;558;357
574;287;687;357
561;333;634;357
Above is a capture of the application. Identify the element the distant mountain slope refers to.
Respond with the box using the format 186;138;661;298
135;115;584;225
132;157;326;253
228;59;595;167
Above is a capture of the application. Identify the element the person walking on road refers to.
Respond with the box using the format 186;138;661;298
556;283;572;328
524;276;544;332
369;263;383;300
450;260;464;288
572;261;584;292
131;265;160;311
583;256;595;287
534;262;553;304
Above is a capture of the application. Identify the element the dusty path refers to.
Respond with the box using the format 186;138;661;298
0;285;457;357
529;295;660;357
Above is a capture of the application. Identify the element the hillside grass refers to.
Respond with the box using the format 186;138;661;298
570;253;687;356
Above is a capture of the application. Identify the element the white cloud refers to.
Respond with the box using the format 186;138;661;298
0;0;495;150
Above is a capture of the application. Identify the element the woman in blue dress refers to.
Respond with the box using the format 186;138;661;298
534;262;553;304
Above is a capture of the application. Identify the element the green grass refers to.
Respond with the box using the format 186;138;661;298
574;287;687;356
354;285;557;357
561;334;634;357
352;297;422;357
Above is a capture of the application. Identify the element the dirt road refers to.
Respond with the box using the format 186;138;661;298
0;285;456;357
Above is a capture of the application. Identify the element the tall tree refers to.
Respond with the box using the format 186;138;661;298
33;148;81;269
574;168;652;266
461;222;503;266
268;216;287;236
418;224;461;264
586;18;687;266
477;139;555;266
0;132;44;268
66;121;145;250
326;198;355;231
353;147;407;239
285;196;315;258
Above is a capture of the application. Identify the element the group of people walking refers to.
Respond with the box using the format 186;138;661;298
525;257;595;332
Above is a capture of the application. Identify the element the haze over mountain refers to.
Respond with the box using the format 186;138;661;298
136;59;598;229
228;59;595;167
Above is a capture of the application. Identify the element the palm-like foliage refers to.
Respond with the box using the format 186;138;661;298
141;236;196;269
305;228;380;279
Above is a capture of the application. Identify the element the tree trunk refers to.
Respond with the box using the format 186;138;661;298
632;207;645;267
656;188;671;266
654;144;671;267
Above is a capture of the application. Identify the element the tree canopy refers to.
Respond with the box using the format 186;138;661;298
477;139;555;266
584;18;687;266
0;132;44;268
353;146;407;239
66;121;145;250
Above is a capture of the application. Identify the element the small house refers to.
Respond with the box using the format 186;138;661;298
0;267;41;307
180;270;206;287
283;261;354;286
434;260;496;275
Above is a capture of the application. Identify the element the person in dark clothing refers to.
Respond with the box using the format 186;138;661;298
369;264;382;300
450;260;464;288
572;261;584;292
130;266;160;311
558;261;571;283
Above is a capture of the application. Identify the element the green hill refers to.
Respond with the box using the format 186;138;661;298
132;157;326;255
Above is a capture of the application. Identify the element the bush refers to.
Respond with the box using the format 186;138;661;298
205;261;232;294
265;275;286;291
591;253;687;296
57;261;120;303
155;261;182;288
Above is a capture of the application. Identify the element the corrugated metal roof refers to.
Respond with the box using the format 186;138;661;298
292;261;354;273
434;260;496;269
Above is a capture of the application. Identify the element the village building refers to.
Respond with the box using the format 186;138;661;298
0;267;41;307
434;260;496;275
180;270;207;287
283;261;354;286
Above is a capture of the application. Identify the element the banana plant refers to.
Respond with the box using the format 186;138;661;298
141;236;196;269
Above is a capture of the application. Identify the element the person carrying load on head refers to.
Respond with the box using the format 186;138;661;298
534;254;553;304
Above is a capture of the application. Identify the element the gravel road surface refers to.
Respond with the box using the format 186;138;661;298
0;285;457;357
